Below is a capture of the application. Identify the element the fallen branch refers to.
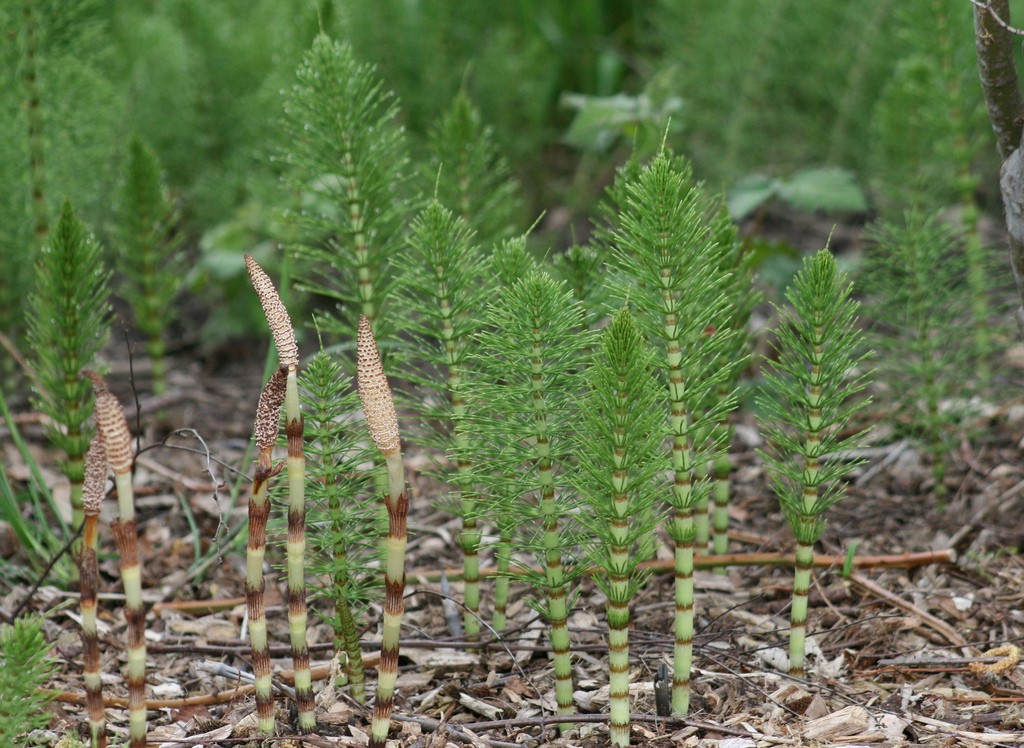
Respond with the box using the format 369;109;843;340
847;572;966;647
49;662;339;709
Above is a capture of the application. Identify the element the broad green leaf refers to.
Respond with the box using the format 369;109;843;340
727;174;778;220
777;167;867;213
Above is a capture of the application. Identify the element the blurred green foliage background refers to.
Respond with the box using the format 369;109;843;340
0;0;1010;358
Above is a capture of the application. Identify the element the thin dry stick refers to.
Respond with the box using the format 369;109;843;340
80;437;107;748
246;254;316;731
357;315;409;748
85;371;146;748
847;572;966;647
246;368;287;734
52;661;344;710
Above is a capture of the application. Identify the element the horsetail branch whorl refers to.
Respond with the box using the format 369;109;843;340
357;315;400;456
254;367;288;450
82;437;107;517
245;254;299;368
84;371;133;476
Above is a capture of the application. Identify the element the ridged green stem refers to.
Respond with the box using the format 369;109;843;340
492;517;514;632
607;411;634;745
332;584;365;703
671;516;695;716
665;310;698;716
447;346;481;642
789;541;814;677
532;337;575;731
148;338;168;397
607;593;630;747
326;483;365;703
284;368;315;732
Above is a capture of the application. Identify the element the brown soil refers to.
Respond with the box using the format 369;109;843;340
4;253;1024;747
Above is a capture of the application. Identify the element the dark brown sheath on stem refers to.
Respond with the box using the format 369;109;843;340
245;254;315;731
357;315;409;748
85;371;146;748
80;436;107;748
246;367;287;735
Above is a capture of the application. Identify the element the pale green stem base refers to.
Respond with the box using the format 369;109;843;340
789;542;813;677
672;536;695;716
608;600;631;747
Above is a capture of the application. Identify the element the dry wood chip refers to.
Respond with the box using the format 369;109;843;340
803;705;870;740
719;739;757;748
395;668;436;692
913;714;1024;744
401;648;480;669
458;691;505;720
156;722;232;747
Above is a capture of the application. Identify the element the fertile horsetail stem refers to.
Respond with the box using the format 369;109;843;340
245;254;315;731
80;437;107;748
85;371;146;748
357;315;409;748
246;367;287;735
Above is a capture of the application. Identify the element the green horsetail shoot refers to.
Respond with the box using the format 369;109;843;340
757;249;872;677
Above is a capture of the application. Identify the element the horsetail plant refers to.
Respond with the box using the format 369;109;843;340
476;234;539;632
603;151;736;715
245;254;315;731
282;34;412;545
79;436;107;748
282;34;410;344
115;134;184;396
27;201;111;567
0;615;57;747
356;315;410;748
705;206;759;563
574;308;666;746
22;0;47;250
85;371;146;748
471;269;591;732
399;200;488;641
757;249;871;678
863;212;970;502
245;366;287;735
424;89;521;246
551;243;613;328
301;350;377;703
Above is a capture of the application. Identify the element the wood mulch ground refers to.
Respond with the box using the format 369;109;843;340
4;328;1024;748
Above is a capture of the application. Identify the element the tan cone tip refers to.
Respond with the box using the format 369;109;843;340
356;315;400;456
254;367;287;450
82;436;107;516
84;371;133;476
245;254;299;368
